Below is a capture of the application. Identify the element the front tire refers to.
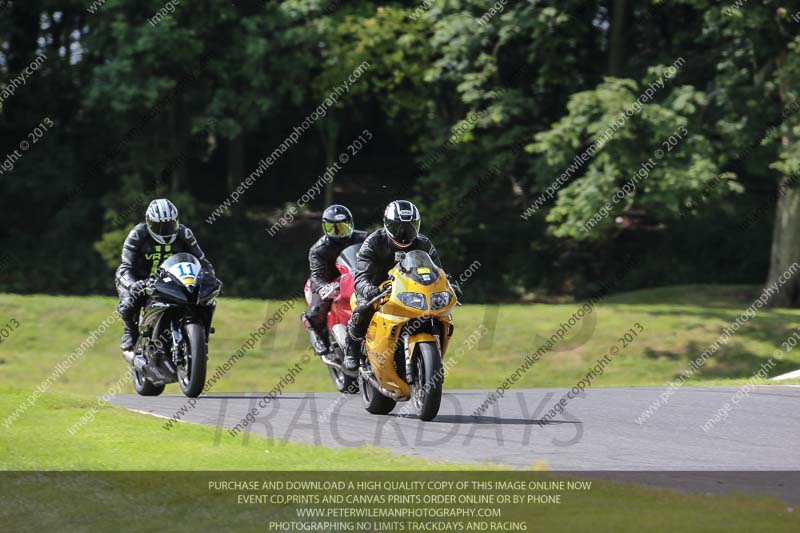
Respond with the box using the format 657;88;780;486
178;322;207;398
359;371;396;415
411;342;443;421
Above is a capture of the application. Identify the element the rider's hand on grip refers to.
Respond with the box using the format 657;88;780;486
447;275;463;301
320;282;339;300
131;279;148;297
365;285;382;301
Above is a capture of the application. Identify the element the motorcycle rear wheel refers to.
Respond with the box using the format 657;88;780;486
411;342;443;421
329;344;359;394
178;322;207;398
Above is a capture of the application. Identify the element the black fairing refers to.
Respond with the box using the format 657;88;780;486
196;270;222;304
143;255;220;346
153;275;191;303
136;255;220;385
152;266;221;305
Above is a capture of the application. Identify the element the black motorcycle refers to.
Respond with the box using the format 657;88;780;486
129;253;221;398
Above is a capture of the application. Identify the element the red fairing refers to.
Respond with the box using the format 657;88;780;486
304;278;313;305
328;263;354;330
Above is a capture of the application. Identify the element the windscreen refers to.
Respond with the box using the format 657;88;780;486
160;253;202;287
398;250;440;285
336;244;361;272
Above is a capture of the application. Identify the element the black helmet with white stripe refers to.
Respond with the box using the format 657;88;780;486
145;199;179;244
383;200;420;248
322;204;354;239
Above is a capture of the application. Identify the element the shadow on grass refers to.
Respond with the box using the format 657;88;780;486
628;306;800;348
601;284;764;307
645;347;682;361
669;341;798;380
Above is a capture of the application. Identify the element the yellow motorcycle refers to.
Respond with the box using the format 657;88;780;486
354;250;457;421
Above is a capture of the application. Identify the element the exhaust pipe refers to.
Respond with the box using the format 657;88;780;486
331;324;349;350
133;355;147;371
122;350;135;365
363;372;409;402
321;354;342;368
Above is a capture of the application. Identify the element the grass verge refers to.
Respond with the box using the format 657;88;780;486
0;286;798;401
0;388;797;532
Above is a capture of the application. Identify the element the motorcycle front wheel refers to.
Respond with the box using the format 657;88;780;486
411;342;443;421
131;366;165;396
177;322;207;398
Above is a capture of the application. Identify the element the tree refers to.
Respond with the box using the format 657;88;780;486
531;0;800;304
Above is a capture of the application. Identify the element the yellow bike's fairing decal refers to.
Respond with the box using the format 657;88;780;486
417;267;431;274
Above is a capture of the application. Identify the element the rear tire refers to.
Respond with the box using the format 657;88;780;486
329;344;359;394
131;367;165;396
412;342;443;421
178;322;207;398
359;372;396;415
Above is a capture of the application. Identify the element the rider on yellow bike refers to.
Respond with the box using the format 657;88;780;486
343;200;461;374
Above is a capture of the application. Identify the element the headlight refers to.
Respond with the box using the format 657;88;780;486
431;291;452;309
398;292;427;310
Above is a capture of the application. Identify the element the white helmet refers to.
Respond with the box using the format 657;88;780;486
145;199;179;244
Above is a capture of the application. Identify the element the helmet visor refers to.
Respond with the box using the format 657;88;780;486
385;219;419;246
148;219;179;241
323;220;354;239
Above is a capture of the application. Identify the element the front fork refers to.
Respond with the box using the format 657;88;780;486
171;322;184;366
404;334;414;384
404;332;441;384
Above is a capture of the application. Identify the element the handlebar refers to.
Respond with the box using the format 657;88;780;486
367;286;392;307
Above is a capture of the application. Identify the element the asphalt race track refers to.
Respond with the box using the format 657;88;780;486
110;386;800;503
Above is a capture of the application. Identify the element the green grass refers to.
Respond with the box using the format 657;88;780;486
2;287;798;530
0;286;797;401
0;390;796;532
0;385;450;470
2;466;797;533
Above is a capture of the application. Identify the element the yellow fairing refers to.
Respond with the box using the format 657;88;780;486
364;265;455;398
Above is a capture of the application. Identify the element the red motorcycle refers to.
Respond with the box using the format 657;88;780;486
303;243;360;393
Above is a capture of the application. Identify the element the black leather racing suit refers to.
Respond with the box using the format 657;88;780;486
306;230;368;331
348;228;442;340
115;222;214;333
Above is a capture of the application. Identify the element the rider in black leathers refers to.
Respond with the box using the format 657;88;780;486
115;199;214;352
343;200;460;373
304;205;367;355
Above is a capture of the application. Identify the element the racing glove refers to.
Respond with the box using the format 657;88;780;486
364;285;382;301
130;279;148;297
320;282;340;300
447;275;463;301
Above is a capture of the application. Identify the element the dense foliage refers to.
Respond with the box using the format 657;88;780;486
1;0;799;303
